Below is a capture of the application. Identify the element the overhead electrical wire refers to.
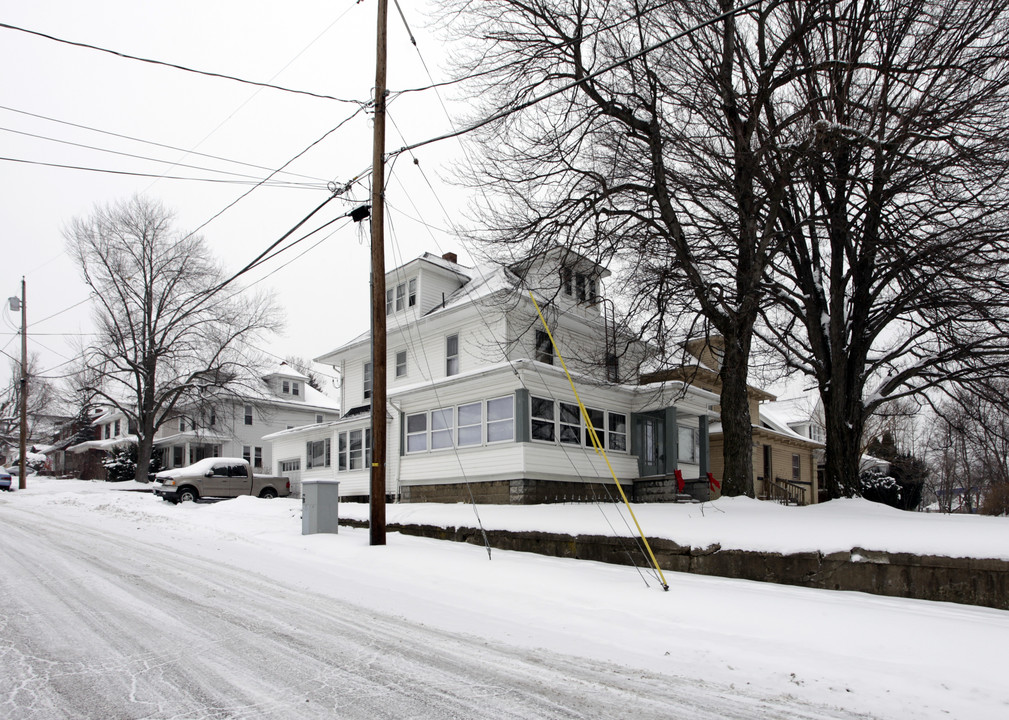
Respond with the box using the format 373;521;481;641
0;104;328;183
385;0;763;159
381;8;677;583
0;21;366;105
0;126;325;188
0;155;320;188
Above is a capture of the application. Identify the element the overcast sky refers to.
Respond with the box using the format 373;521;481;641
1;0;473;397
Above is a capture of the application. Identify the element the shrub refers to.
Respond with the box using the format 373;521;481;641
859;467;903;508
981;482;1009;516
102;445;163;482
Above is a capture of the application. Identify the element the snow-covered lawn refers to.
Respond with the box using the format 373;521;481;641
339;493;1009;560
3;477;1008;719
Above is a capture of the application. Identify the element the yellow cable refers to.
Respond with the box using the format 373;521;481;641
529;292;669;591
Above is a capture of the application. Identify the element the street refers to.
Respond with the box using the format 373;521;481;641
0;501;862;720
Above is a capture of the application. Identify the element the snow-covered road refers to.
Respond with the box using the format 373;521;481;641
3;479;1008;719
3;503;858;720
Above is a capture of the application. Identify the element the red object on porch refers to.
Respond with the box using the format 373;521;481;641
674;469;685;492
707;472;721;491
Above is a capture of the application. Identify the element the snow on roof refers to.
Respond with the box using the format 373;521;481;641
266;362;310;381
763;394;819;424
68;435;138;453
760;406;819;443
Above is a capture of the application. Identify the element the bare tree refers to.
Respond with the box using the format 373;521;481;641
0;353;57;457
764;0;1009;497
436;0;825;495
65;196;280;482
926;383;1009;513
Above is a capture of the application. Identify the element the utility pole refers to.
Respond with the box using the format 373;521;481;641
18;277;27;489
369;0;389;546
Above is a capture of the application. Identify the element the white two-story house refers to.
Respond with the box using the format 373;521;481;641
267;248;719;504
69;363;339;479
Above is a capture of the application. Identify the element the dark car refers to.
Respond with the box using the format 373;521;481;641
0;467;12;492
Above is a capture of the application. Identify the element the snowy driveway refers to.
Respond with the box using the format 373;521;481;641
1;504;850;720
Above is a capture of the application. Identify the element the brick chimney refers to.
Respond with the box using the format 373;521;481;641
442;252;458;264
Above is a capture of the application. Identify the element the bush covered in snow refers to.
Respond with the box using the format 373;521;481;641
102;445;162;482
859;468;902;508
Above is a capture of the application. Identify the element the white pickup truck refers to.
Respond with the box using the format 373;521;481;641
152;457;290;503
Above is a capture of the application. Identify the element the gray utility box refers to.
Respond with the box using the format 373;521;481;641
302;479;340;535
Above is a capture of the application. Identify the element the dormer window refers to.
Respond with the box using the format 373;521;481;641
560;267;573;295
560;265;598;304
292;381;300;396
387;277;418;315
282;380;290;394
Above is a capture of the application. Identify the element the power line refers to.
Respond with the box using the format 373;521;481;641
0;21;366;105
0;126;323;187
0;105;328;182
386;0;763;159
0;155;323;188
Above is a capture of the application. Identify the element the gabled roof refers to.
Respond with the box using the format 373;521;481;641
265;362;310;381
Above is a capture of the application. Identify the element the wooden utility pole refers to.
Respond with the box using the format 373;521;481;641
18;277;27;490
369;0;389;546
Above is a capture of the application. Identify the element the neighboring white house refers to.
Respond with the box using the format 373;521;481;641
267;248;720;504
68;363;339;479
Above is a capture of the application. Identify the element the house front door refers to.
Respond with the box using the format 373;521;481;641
638;415;665;477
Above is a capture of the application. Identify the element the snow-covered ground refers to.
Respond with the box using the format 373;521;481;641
339;493;1009;560
2;477;1008;719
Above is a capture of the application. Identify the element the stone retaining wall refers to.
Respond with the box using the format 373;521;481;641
339;519;1009;610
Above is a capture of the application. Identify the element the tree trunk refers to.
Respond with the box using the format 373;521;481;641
820;380;864;499
718;331;755;497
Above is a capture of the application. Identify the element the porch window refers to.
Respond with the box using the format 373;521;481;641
173;446;183;467
531;396;555;441
457;402;483;447
486;396;514;443
608;413;627;452
559;402;580;445
792;454;801;482
114;420;120;436
346;429;370;470
406;413;428;453
431;408;454;450
338;433;347;471
678;426;699;464
306;438;331;469
104;424;110;439
582;408;603;447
